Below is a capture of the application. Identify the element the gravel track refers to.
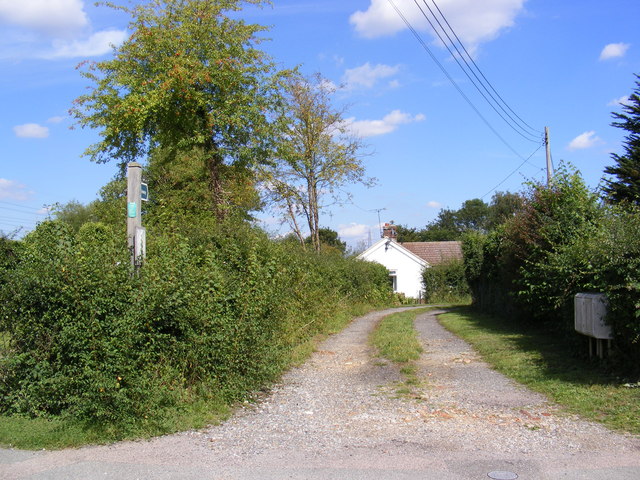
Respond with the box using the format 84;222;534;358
1;307;639;479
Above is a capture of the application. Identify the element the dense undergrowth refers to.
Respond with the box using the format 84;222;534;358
0;219;393;447
462;166;640;376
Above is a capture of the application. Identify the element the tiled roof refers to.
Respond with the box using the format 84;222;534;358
400;241;463;266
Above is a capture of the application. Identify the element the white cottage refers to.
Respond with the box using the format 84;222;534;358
358;237;427;298
357;223;463;299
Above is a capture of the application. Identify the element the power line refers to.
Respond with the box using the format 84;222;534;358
387;0;543;165
0;200;46;212
0;221;31;229
423;0;541;138
0;215;39;224
0;205;48;216
413;0;541;142
480;143;545;199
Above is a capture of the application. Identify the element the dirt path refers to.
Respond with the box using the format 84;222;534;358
1;307;638;479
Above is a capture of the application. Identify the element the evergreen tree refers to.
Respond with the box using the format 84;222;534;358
603;74;640;205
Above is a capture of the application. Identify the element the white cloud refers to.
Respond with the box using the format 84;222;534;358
0;178;32;201
338;223;370;239
47;29;127;58
36;206;52;215
350;0;526;53
342;62;400;89
599;42;630;61
0;0;88;38
426;201;442;209
0;1;126;59
13;123;49;138
47;115;66;124
607;96;631;107
344;109;425;138
567;131;602;151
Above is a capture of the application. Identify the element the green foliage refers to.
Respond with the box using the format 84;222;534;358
396;192;522;242
585;206;640;370
52;200;96;232
486;191;524;230
0;219;393;437
91;178;128;230
602;73;640;205
462;228;515;315
71;0;286;215
0;221;134;419
462;165;640;374
258;73;371;252
421;260;469;303
505;166;602;325
464;166;601;323
0;234;21;279
305;227;346;253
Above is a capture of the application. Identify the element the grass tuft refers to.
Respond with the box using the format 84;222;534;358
370;308;429;397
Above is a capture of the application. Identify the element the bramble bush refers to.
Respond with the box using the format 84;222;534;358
0;219;393;431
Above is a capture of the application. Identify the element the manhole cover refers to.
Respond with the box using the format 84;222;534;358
488;472;518;480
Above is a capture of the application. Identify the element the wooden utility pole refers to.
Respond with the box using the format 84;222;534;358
545;126;553;185
127;162;145;268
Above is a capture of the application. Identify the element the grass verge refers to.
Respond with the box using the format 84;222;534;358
438;306;640;435
0;397;232;450
370;307;429;396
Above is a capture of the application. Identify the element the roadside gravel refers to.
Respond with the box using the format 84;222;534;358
1;307;639;479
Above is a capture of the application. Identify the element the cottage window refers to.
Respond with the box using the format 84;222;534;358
388;270;397;292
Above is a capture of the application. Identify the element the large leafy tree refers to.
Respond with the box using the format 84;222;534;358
305;227;346;253
71;0;285;217
396;193;520;242
602;74;640;205
259;74;371;251
486;191;524;230
52;200;96;232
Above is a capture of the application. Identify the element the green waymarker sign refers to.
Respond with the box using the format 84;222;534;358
127;202;137;218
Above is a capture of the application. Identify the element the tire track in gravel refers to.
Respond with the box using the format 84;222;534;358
1;307;639;479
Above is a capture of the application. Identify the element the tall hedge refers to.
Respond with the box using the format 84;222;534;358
462;166;640;374
421;259;469;303
586;207;640;369
0;220;392;426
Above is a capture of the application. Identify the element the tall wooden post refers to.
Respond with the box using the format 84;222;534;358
545;126;553;185
127;162;143;267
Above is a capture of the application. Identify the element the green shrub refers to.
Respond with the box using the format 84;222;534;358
463;166;601;325
0;219;393;431
587;206;640;373
461;166;640;375
422;259;469;303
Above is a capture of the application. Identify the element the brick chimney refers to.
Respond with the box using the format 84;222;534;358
382;222;397;241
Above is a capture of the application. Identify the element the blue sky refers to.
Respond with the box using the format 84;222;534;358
1;0;639;248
